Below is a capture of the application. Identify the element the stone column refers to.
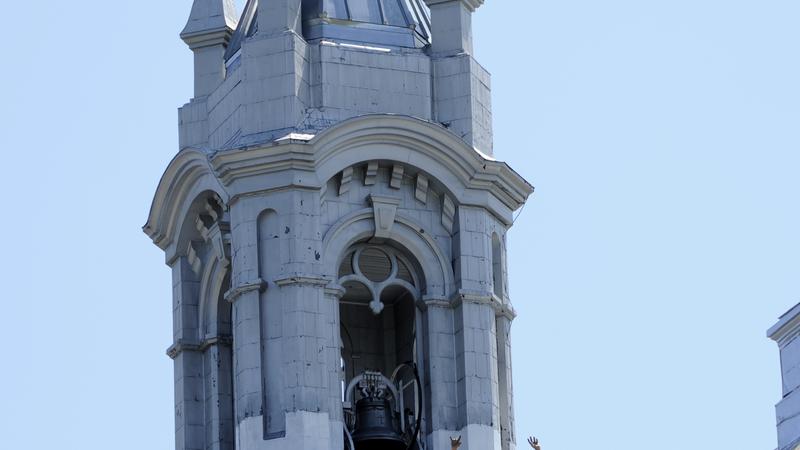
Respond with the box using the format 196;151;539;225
167;256;204;450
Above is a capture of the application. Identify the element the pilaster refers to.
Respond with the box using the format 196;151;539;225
174;348;206;450
203;338;236;450
226;281;267;426
420;298;460;442
452;293;501;439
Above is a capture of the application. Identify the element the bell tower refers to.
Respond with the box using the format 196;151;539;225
144;1;533;449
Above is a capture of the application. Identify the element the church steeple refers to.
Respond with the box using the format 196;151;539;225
147;1;533;449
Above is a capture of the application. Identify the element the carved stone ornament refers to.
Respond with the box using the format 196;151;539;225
368;194;401;242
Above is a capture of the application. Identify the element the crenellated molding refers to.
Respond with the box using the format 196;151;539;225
274;275;331;288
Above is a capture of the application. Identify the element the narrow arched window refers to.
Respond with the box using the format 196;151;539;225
492;233;504;299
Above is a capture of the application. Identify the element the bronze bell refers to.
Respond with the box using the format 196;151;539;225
350;373;407;450
351;396;407;450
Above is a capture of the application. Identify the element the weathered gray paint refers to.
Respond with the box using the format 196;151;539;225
145;1;532;449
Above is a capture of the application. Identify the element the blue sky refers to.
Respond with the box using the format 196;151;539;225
1;1;797;448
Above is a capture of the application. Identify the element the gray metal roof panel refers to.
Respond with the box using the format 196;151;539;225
224;0;430;62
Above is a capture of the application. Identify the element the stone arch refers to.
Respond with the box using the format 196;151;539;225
336;239;428;444
322;209;453;299
144;148;229;256
198;254;231;340
309;114;532;222
196;248;235;450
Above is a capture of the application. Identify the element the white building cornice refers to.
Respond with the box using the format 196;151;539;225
145;115;534;254
769;302;800;347
212;114;533;213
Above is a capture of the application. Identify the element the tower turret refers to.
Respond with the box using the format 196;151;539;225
147;1;533;449
181;0;239;98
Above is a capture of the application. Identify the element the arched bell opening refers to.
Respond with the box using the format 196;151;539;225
338;243;425;450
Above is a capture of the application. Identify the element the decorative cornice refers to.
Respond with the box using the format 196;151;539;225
769;302;800;347
449;290;514;318
494;293;517;321
451;290;493;307
211;143;318;186
166;339;200;359
210;115;533;218
200;334;233;351
181;28;233;50
166;335;233;359
224;278;267;303
147;115;533;254
274;275;331;288
418;296;451;311
181;0;238;49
